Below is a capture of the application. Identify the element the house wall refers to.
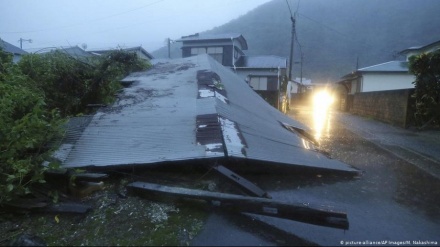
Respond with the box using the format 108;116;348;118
234;69;281;81
362;73;415;92
349;78;360;94
182;45;234;67
350;89;415;128
234;70;250;81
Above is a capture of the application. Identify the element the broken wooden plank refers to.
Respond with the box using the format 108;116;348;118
127;181;349;230
212;165;271;198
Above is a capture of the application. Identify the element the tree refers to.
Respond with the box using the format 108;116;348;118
0;49;63;203
1;48;151;204
409;50;440;128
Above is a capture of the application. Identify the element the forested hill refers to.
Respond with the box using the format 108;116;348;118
152;0;440;82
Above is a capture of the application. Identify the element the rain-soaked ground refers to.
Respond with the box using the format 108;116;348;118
192;104;440;246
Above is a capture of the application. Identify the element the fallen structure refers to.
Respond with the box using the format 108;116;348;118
57;54;357;174
50;54;358;229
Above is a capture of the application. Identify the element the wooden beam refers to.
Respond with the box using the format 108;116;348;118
212;165;271;198
127;181;349;230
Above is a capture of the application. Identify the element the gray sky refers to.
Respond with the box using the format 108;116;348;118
0;0;271;52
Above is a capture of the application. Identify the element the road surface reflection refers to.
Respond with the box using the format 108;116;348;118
312;90;334;142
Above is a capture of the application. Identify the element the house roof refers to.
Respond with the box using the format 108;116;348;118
237;55;287;69
338;61;409;83
358;61;409;73
36;46;96;63
177;33;248;50
399;39;440;54
0;39;27;55
58;54;356;173
59;46;95;59
91;46;154;60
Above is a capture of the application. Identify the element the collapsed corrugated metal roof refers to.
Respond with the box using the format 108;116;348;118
59;54;356;173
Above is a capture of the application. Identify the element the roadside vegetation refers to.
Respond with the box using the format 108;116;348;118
0;48;151;204
409;49;440;129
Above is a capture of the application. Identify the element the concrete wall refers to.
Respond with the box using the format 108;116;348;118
350;89;415;128
362;73;415;92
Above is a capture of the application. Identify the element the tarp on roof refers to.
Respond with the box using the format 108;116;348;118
59;54;356;173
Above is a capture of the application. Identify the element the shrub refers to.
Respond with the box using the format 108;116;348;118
1;48;150;204
18;51;94;116
409;50;440;128
87;50;151;105
0;50;63;203
19;49;151;116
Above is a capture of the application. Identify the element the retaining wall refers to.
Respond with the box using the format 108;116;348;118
350;89;415;128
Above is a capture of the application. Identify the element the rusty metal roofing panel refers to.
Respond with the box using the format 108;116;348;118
60;55;356;173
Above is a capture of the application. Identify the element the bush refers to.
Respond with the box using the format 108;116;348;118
409;50;440;128
0;51;63;203
1;48;150;203
19;49;151;116
87;50;151;105
18;51;95;116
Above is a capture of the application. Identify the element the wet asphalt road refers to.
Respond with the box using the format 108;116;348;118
191;105;440;246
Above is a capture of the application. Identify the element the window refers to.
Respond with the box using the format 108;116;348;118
191;47;223;63
207;47;223;64
191;47;207;56
249;77;268;90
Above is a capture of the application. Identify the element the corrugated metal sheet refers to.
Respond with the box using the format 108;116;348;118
60;55;356;173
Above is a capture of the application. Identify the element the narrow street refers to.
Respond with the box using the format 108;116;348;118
268;104;440;245
192;103;440;246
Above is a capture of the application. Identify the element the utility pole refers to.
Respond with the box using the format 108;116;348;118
167;38;174;58
300;52;304;84
18;38;32;49
288;16;296;81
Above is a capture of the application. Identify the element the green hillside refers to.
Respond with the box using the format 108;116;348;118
152;0;440;82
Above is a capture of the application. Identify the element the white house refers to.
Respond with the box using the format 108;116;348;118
338;39;440;94
351;61;415;93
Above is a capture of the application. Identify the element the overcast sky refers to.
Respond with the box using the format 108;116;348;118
0;0;271;52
